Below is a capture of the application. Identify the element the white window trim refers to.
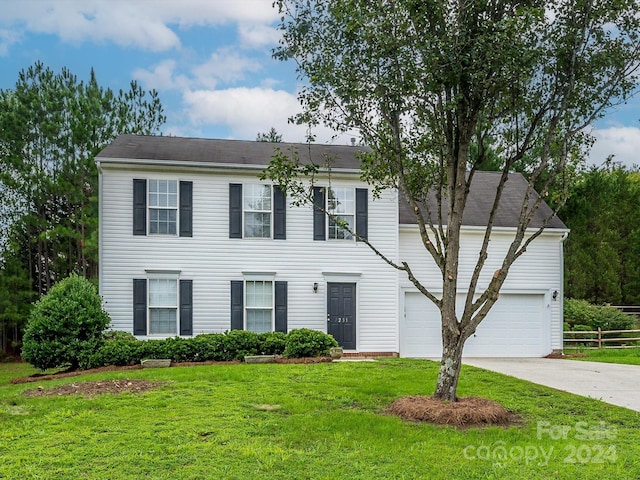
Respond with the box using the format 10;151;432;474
243;183;273;239
327;187;355;241
148;179;179;236
147;272;180;336
242;272;276;333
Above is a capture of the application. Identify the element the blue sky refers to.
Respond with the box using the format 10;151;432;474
0;0;638;167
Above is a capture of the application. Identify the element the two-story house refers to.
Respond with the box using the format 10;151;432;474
96;134;567;357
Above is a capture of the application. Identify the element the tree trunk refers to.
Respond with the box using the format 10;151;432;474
433;325;465;402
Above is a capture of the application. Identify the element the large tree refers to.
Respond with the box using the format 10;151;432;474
268;0;640;400
562;165;640;305
0;62;165;352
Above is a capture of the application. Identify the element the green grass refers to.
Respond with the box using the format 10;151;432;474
1;359;639;479
565;348;640;365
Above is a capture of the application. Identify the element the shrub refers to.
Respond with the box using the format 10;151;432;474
88;337;142;368
564;299;635;331
22;275;111;370
222;330;261;360
189;334;227;361
283;328;338;358
258;331;287;355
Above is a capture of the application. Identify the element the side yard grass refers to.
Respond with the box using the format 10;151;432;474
1;359;639;479
564;348;640;365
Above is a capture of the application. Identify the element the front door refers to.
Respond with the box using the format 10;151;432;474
327;283;356;349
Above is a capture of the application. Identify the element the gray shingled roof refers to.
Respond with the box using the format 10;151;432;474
97;134;566;230
96;134;365;170
398;171;567;229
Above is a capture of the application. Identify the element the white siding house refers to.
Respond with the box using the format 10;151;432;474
96;134;568;357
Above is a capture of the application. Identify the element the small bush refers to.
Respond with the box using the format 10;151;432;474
564;299;635;331
222;330;261;360
22;275;111;370
258;331;287;355
283;328;338;358
189;334;227;361
89;337;142;367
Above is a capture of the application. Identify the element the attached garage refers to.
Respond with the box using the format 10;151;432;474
401;291;551;357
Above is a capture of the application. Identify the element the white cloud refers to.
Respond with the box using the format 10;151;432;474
238;23;281;48
0;0;279;52
0;28;20;56
589;126;640;169
182;87;354;144
133;59;190;90
191;48;262;88
134;48;264;92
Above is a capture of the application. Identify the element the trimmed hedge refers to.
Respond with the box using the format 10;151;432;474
85;329;330;369
564;299;635;331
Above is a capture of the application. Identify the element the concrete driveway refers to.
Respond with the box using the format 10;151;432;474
463;358;640;412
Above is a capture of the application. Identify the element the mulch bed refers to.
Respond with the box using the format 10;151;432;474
22;379;163;397
386;395;521;428
546;352;588;359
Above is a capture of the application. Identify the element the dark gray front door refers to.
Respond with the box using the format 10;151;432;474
327;283;356;349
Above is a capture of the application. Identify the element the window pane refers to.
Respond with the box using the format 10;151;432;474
149;180;177;208
149;209;177;234
329;215;354;240
244;184;271;211
149;308;177;334
246;281;272;308
247;309;271;333
328;188;354;214
149;279;177;307
244;212;271;238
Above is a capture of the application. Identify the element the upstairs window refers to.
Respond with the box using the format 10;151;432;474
313;187;368;241
133;179;192;237
244;184;272;238
328;187;355;240
229;184;286;239
149;180;178;235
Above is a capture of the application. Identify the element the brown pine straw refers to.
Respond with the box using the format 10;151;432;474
386;395;521;428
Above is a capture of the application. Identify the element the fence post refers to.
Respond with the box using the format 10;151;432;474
598;327;602;349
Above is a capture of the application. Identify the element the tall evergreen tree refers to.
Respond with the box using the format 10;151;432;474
0;62;166;352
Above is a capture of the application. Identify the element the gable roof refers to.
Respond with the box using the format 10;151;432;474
96;134;365;170
398;171;566;229
97;134;566;230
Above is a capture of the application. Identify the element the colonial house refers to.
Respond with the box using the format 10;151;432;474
96;134;567;357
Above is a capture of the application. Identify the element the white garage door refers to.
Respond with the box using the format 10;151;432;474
401;292;549;357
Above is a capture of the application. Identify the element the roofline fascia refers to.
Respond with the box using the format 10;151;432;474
399;223;570;236
95;156;362;175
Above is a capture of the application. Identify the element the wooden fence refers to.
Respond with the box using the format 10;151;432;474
564;328;640;349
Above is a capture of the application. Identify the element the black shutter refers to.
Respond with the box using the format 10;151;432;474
229;184;242;238
179;279;193;336
230;281;244;330
274;281;288;333
355;188;368;241
179;181;193;237
273;185;286;240
133;179;147;236
133;279;147;335
313;187;326;241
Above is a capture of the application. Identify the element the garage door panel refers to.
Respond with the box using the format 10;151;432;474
401;292;548;357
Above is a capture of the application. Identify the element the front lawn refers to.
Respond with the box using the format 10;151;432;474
565;348;640;366
1;359;639;479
